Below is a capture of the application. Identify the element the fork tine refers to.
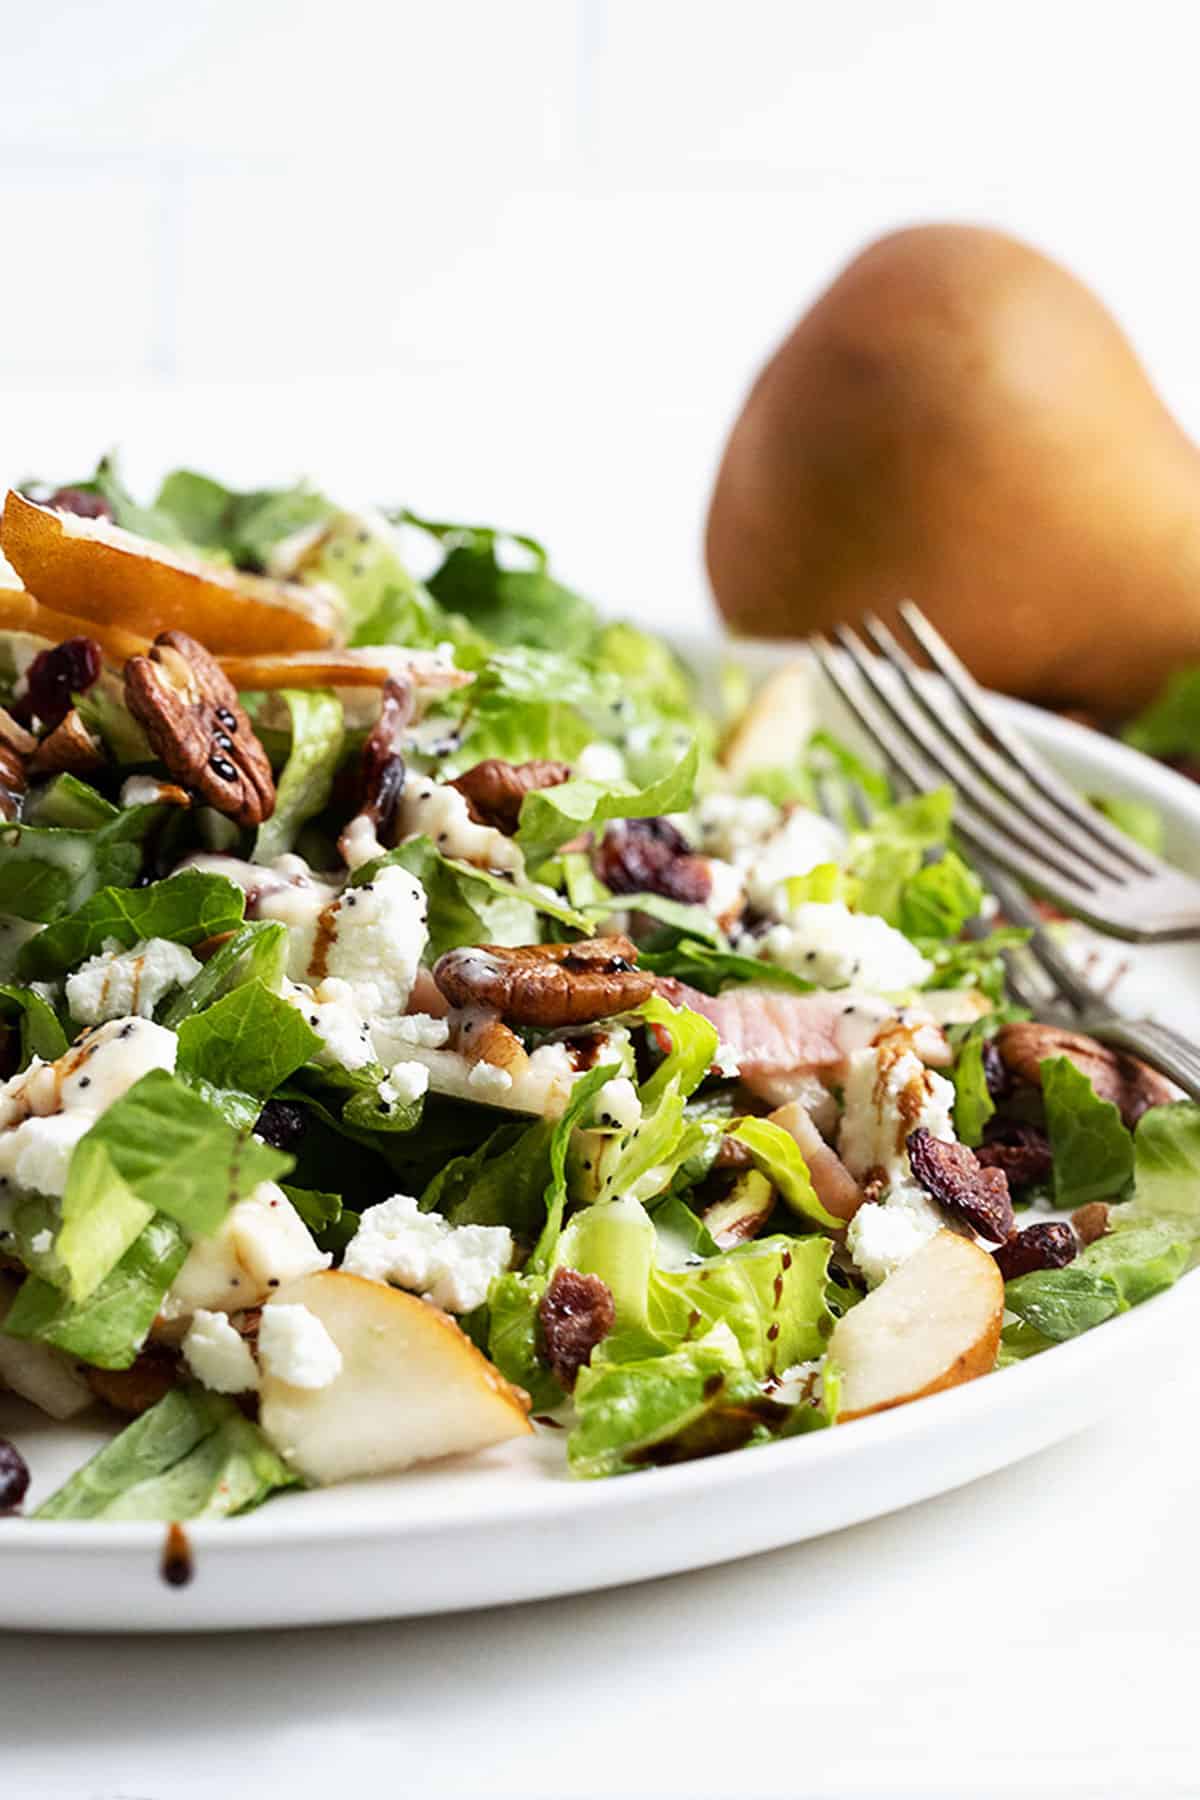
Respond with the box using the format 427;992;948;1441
896;600;1157;878
833;624;1107;896
812;634;1103;913
861;612;1135;886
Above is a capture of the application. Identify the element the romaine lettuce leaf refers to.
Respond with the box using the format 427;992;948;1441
3;1214;188;1369
846;788;955;924
0;804;166;926
19;870;246;981
515;740;699;870
153;469;334;570
253;689;344;864
638;992;719;1107
0;982;68;1065
36;1386;298;1520
951;1032;996;1148
1041;1055;1134;1208
23;773;117;832
897;849;984;941
159;920;289;1028
1003;1217;1192;1344
410;513;599;657
728;1115;841;1230
1132;1101;1200;1225
176;979;320;1118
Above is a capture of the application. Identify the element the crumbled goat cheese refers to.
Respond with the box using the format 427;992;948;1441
0;1018;179;1198
379;1061;429;1109
575;740;627;783
182;1309;260;1394
160;1182;330;1327
846;1182;945;1287
342;1193;513;1313
28;1229;53;1255
65;937;202;1025
374;1012;451;1052
838;1044;956;1185
705;857;745;923
691;792;782;861
267;863;428;1016
257;1304;343;1390
712;1040;742;1080
593;1077;642;1133
742;810;847;919
399;777;523;873
282;977;375;1071
467;1060;515;1098
759;902;932;993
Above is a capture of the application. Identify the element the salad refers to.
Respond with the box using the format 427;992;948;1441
0;461;1195;1524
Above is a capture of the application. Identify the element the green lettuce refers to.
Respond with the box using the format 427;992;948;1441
1123;665;1200;762
951;1033;996;1148
0;982;68;1065
36;1386;298;1520
637;937;816;996
1131;1101;1200;1226
1003;1217;1192;1345
515;740;699;869
1042;1056;1134;1208
159;920;289;1028
846;788;955;925
23;773;117;832
253;689;344;864
152;469;334;570
409;514;599;657
176;980;321;1126
728;1115;840;1230
3;1214;189;1369
19;871;246;982
0;804;166;926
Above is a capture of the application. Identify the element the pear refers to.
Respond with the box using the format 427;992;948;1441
707;224;1200;714
830;1231;1003;1421
1;490;341;657
257;1271;532;1486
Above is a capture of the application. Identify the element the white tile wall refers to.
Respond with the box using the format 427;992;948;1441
3;0;1200;629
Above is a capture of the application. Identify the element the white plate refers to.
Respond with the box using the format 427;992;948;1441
3;639;1199;1633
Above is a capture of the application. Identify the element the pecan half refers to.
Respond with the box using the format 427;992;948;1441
993;1221;1078;1281
85;1346;180;1416
538;1266;615;1389
27;708;105;778
975;1120;1054;1189
595;816;712;905
907;1127;1016;1242
995;1021;1174;1128
433;935;653;1027
1072;1201;1111;1246
124;631;275;827
450;758;570;835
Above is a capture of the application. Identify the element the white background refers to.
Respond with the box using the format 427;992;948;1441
3;3;1200;1794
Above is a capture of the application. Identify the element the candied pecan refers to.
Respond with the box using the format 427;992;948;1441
450;757;570;835
85;1346;180;1416
907;1127;1016;1242
433;935;654;1027
47;485;113;520
452;1014;530;1076
17;636;102;731
976;1120;1054;1189
538;1266;615;1390
27;708;105;778
1071;1201;1111;1247
124;631;275;827
993;1221;1078;1281
995;1021;1175;1128
595;816;712;905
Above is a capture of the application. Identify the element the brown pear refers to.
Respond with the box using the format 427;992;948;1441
707;224;1200;714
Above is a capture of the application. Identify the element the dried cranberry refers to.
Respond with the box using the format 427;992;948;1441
981;1039;1013;1103
46;486;114;520
595;817;712;905
907;1127;1016;1242
254;1099;307;1152
538;1266;615;1390
993;1221;1078;1281
976;1120;1054;1190
20;637;103;730
0;1438;30;1512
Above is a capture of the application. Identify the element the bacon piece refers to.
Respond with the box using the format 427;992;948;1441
657;981;950;1080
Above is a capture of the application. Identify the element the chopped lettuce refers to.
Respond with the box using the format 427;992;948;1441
515;740;699;869
159;920;290;1028
3;1215;189;1370
176;979;321;1124
951;1032;996;1148
1131;1101;1200;1226
36;1387;298;1520
728;1115;840;1230
19;871;246;982
0;805;166;926
0;982;68;1065
1041;1056;1134;1208
253;689;344;864
1003;1217;1192;1344
409;513;599;657
1123;665;1200;762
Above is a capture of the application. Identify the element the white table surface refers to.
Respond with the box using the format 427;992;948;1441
3;1354;1197;1800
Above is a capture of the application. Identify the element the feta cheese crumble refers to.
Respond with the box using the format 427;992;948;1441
65;937;202;1025
282;977;375;1071
0;1018;179;1199
342;1193;514;1312
182;1310;259;1394
593;1077;642;1133
759;902;932;993
846;1183;945;1287
838;1043;956;1185
379;1061;429;1109
398;777;523;873
742;809;847;919
257;1303;343;1389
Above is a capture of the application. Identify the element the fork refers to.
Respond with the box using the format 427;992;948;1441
808;601;1200;941
969;852;1200;1104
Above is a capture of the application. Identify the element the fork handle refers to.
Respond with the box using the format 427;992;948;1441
1080;1015;1200;1106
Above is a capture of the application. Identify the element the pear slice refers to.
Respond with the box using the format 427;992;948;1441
257;1271;532;1485
830;1231;1003;1422
0;587;149;665
719;657;824;779
1;490;342;656
216;647;473;694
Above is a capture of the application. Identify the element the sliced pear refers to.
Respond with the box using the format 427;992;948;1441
217;647;472;694
1;490;342;656
830;1231;1003;1422
257;1271;532;1485
720;657;822;779
0;1279;94;1419
0;587;149;665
